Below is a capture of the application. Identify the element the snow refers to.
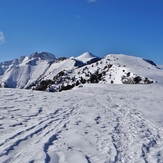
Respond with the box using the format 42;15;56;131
0;53;162;162
43;59;76;81
0;83;163;162
0;56;26;75
66;54;162;86
0;52;57;88
1;59;51;88
104;54;163;83
75;52;99;64
1;53;162;90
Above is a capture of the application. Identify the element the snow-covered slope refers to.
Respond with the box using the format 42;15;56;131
0;56;26;76
41;54;162;92
42;57;83;81
0;52;56;88
0;83;163;162
104;54;162;83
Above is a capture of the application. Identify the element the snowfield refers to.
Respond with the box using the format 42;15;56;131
0;83;163;163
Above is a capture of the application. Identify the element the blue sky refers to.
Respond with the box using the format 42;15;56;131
0;0;163;64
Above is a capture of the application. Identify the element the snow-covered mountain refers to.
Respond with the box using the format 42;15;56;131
0;52;56;88
75;52;100;64
0;52;163;163
29;52;56;61
33;53;162;92
0;52;162;91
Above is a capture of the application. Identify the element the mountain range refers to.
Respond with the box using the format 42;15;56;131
0;52;163;162
0;51;162;91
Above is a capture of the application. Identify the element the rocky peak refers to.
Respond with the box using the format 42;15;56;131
29;52;56;61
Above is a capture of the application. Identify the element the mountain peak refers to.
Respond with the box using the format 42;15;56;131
29;52;56;61
76;52;97;59
75;52;100;64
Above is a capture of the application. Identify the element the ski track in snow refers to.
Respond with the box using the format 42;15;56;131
0;84;163;163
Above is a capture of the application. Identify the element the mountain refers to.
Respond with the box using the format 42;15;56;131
0;52;163;162
0;56;26;76
29;51;56;61
75;52;100;64
34;54;162;92
0;52;56;88
0;52;162;91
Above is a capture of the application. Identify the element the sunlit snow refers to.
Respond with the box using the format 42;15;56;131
0;83;163;163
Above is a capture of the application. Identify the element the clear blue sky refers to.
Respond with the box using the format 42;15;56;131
0;0;163;64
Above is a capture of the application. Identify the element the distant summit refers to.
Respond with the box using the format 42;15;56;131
75;52;100;64
29;52;56;61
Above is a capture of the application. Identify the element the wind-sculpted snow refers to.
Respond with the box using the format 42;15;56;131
0;84;163;162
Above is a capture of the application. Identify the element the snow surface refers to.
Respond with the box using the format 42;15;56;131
0;83;163;163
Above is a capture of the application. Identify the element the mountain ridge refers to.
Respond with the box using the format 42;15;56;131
29;52;56;61
0;52;162;90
